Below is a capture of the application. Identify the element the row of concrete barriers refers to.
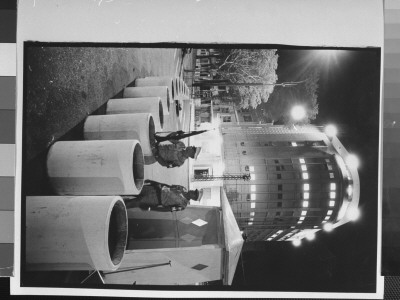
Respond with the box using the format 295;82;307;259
26;76;191;273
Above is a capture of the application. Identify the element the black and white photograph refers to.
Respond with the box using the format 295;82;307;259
13;0;385;298
18;43;381;295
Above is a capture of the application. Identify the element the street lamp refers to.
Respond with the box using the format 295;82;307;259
305;232;316;241
323;222;334;232
346;154;360;169
291;105;306;121
292;239;301;247
347;207;361;222
325;124;338;137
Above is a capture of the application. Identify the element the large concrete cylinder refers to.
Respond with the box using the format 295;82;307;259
122;86;171;114
47;140;144;195
135;76;176;101
106;97;164;130
83;113;156;156
26;195;128;271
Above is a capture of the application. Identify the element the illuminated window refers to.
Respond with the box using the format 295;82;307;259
251;202;256;209
303;201;309;207
329;173;334;178
267;238;272;241
325;159;331;163
301;165;307;171
329;200;335;207
299;217;305;221
327;164;333;170
299;158;305;164
248;222;253;225
330;183;336;190
250;185;256;192
330;192;336;199
290;226;295;229
250;174;256;180
347;185;353;196
301;211;307;216
303;192;310;199
250;212;255;216
249;166;255;172
291;142;298;147
327;210;333;215
251;194;256;200
297;221;303;224
304;183;310;191
324;216;330;221
277;230;283;234
302;173;309;179
322;220;327;223
249;218;254;221
314;226;318;228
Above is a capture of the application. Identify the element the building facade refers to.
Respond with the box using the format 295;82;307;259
221;122;360;244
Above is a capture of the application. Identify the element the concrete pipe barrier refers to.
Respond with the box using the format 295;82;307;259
174;77;181;99
26;195;128;271
135;76;176;101
47;140;144;195
83;113;156;156
107;97;164;130
122;86;171;114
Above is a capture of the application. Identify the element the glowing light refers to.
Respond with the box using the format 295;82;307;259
304;183;310;191
299;158;305;163
330;192;336;199
327;210;333;216
329;173;334;178
292;239;301;247
301;211;307;216
291;105;307;121
249;166;255;172
302;173;309;179
323;222;334;232
304;192;310;199
251;203;256;209
250;212;255;216
248;222;253;225
250;174;256;180
299;217;305;221
347;207;361;221
250;185;256;192
329;200;335;207
251;194;256;200
325;124;338;137
303;201;309;207
249;218;254;221
330;183;336;190
292;142;298;147
346;154;360;169
301;165;307;171
306;232;316;241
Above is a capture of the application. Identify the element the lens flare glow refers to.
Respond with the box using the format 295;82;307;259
323;222;334;232
325;124;338;137
291;105;306;121
346;154;360;169
292;239;301;247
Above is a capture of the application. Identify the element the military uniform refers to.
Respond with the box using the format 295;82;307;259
154;140;188;168
136;184;190;211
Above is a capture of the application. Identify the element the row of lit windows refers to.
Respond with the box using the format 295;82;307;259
266;230;284;241
239;141;326;147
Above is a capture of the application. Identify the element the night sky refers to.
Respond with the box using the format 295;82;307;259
232;48;381;293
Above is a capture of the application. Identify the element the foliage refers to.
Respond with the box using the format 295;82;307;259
263;69;320;126
216;49;279;108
